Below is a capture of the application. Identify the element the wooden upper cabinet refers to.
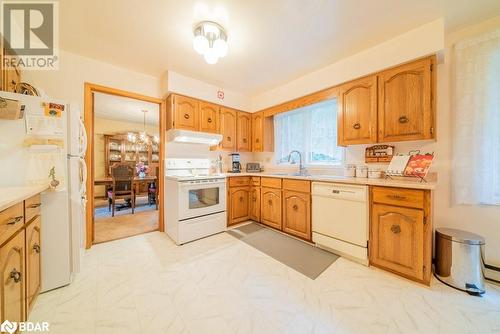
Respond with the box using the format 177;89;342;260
260;187;282;230
338;76;378;146
378;57;435;142
219;107;237;151
173;95;199;131
237;112;252;152
251;112;263;152
370;203;425;281
282;190;311;240
199;101;219;133
0;231;26;324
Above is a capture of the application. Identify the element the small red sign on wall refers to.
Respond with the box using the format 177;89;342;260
217;90;224;100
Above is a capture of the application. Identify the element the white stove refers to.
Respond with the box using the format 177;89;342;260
164;158;227;245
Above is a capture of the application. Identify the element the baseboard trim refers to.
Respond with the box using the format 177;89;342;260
485;264;500;283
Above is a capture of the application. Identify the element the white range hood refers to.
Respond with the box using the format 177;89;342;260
167;129;222;145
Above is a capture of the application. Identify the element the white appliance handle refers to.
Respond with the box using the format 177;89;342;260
79;157;87;196
179;180;226;188
78;117;87;157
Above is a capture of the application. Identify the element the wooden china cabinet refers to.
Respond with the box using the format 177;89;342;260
104;134;160;194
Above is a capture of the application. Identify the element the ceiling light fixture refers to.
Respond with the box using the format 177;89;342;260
193;21;228;65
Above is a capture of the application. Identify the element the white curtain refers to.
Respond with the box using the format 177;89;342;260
452;29;500;205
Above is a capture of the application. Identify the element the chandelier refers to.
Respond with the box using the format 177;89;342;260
127;110;159;146
192;21;228;64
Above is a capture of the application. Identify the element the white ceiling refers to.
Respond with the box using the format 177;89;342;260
60;0;500;95
94;92;159;125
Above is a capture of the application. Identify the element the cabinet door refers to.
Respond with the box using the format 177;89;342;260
237;112;252;152
199;101;219;133
249;187;261;222
219;107;237;151
282;190;311;240
378;57;434;142
25;217;41;314
0;231;26;325
338;76;377;145
261;187;282;230
229;187;250;225
370;204;424;281
173;95;199;131
251;112;263;152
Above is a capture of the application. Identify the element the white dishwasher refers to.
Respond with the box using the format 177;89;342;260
312;182;369;265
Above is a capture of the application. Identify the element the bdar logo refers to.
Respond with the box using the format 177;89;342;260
0;320;17;334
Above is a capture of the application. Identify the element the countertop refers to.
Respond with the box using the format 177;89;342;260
0;184;49;211
224;172;436;190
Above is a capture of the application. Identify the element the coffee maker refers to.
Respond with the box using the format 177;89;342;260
229;153;241;173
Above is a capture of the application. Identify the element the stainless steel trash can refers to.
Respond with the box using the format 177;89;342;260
434;228;485;295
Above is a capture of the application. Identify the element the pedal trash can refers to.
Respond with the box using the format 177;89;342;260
434;228;485;295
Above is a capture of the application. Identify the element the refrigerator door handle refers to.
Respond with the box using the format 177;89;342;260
79;117;87;157
79;157;87;196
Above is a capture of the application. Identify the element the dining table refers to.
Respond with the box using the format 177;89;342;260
94;176;158;209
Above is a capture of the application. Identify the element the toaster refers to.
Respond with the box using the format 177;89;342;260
245;163;261;173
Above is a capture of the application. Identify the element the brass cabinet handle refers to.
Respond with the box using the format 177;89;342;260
292;204;298;211
33;244;41;253
239;196;243;202
390;224;401;234
255;138;260;143
28;203;41;209
332;190;340;194
388;194;407;200
268;200;272;206
207;117;212;123
243;138;247;143
353;123;361;130
6;216;23;225
398;116;409;124
252;196;257;202
10;268;22;283
227;136;231;141
184;114;190;119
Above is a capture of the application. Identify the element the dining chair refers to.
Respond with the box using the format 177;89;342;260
148;166;159;210
108;163;136;217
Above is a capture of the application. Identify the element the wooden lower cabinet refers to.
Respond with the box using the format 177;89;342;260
369;187;432;285
260;187;282;230
282;190;311;241
249;187;261;221
228;187;250;226
25;217;41;314
0;231;26;326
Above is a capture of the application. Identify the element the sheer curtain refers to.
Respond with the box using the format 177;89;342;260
274;99;342;165
452;29;500;205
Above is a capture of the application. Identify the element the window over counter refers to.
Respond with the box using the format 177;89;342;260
274;99;343;165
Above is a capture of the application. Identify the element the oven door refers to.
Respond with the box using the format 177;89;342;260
178;179;226;220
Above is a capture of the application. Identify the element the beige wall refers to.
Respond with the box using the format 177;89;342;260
22;49;161;111
94;117;158;196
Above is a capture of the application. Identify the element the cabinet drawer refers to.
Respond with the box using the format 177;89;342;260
0;202;24;246
229;177;251;187
251;177;261;187
372;187;424;209
261;177;282;189
282;179;310;193
25;194;41;223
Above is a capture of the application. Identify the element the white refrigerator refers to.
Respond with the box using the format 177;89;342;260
0;91;87;292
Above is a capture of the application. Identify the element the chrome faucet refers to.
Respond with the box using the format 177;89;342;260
288;150;308;176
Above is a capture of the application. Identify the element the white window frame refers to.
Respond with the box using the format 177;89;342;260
274;99;344;167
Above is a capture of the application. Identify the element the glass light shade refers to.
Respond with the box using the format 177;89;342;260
204;48;219;64
213;38;228;58
193;35;209;55
128;133;136;143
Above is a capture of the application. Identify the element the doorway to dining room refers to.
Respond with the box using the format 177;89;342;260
89;88;162;244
